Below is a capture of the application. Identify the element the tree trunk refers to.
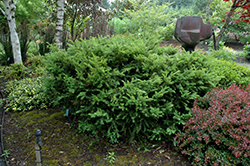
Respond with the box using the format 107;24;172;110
3;0;22;64
205;0;217;50
215;1;237;50
55;0;65;50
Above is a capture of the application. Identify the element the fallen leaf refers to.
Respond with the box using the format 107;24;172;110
164;155;170;160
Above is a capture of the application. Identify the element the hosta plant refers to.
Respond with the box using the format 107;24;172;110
174;83;250;165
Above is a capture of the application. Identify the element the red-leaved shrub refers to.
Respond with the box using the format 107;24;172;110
174;83;250;166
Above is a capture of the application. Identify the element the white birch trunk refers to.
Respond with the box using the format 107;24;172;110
55;0;65;50
2;0;22;64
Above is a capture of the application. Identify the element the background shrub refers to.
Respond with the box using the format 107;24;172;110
211;58;250;87
209;46;238;61
0;32;13;65
5;77;51;112
5;63;29;80
174;83;250;166
244;44;250;62
44;35;220;143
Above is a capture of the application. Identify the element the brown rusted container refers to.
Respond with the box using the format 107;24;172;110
174;16;213;52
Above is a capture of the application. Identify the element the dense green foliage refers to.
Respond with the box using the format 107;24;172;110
244;44;250;61
155;0;194;7
174;84;250;165
209;46;237;61
122;1;176;39
0;31;13;65
3;55;46;80
4;63;29;80
44;35;220;142
4;77;51;112
193;0;209;14
212;58;250;87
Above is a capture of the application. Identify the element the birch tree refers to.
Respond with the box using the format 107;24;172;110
0;0;22;64
55;0;65;50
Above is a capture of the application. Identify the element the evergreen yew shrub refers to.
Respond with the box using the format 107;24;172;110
174;83;250;166
212;59;250;87
44;35;220;142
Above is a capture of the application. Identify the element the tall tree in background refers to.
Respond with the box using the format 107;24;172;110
0;0;22;64
55;0;65;50
161;0;194;7
193;0;209;14
215;0;250;50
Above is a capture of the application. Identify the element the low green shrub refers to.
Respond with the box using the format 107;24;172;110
4;58;46;80
44;35;220;143
157;24;175;41
5;63;29;80
111;17;131;35
239;34;250;45
25;55;47;77
5;77;51;112
208;41;225;51
244;44;250;61
174;83;250;166
211;58;250;87
209;46;237;61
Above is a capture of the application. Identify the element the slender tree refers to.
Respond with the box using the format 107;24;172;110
55;0;65;50
0;0;22;64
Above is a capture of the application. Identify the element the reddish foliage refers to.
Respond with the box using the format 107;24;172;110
174;83;250;165
223;0;250;23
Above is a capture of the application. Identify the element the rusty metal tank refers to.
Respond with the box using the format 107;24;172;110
174;16;213;52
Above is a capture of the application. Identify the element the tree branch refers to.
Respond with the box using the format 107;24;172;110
233;0;250;8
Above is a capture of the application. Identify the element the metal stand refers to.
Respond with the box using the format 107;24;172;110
35;129;42;166
182;45;195;53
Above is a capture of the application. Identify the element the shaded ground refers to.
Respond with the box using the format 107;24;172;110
3;109;191;166
160;39;245;53
159;40;210;52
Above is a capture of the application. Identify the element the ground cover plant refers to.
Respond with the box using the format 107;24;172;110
4;77;50;112
44;34;221;144
174;83;250;165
